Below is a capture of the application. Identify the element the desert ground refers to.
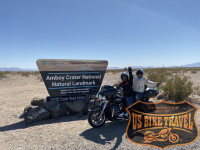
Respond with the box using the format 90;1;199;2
0;71;200;150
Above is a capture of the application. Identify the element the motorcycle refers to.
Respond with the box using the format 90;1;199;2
144;127;179;143
88;85;159;128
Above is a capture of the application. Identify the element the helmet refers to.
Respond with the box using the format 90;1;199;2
136;69;144;75
121;72;128;80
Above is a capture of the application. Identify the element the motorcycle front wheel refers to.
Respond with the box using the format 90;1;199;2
88;110;106;128
169;133;179;143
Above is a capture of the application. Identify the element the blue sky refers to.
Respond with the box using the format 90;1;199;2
0;0;199;69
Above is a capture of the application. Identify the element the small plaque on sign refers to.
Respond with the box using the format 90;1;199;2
36;59;108;100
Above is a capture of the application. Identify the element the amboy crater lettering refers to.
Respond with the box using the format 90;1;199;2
36;59;108;99
46;74;102;87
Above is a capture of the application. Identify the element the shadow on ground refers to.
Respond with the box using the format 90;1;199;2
80;120;129;150
0;115;87;132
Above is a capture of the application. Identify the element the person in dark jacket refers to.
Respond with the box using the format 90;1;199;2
119;67;134;108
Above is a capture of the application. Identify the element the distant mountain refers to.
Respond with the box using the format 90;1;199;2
1;62;200;71
108;66;161;70
107;66;160;70
180;62;200;68
108;62;200;70
0;67;38;71
130;66;160;69
107;67;122;70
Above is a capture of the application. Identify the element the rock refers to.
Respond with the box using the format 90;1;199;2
43;100;68;118
83;101;96;115
22;105;34;119
24;105;50;125
86;101;96;109
65;110;71;116
31;97;46;106
76;112;84;118
24;105;35;114
63;100;87;114
43;100;58;110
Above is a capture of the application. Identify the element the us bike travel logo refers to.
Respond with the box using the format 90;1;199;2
126;100;199;149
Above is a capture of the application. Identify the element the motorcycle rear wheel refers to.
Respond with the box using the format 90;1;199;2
144;131;155;143
88;110;106;128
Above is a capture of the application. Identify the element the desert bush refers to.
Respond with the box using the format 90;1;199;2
161;74;193;102
0;71;10;79
191;70;197;74
106;68;137;74
172;68;182;74
31;71;40;76
13;71;40;77
146;68;172;84
106;69;123;74
18;72;32;77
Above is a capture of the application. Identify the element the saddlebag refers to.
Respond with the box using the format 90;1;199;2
143;89;159;98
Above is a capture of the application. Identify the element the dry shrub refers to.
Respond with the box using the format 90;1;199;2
161;74;193;102
146;68;172;84
18;72;31;77
106;69;123;74
31;71;40;76
13;71;40;77
191;70;197;74
0;71;10;79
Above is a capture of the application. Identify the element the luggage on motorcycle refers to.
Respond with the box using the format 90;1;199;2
143;89;159;98
99;85;118;98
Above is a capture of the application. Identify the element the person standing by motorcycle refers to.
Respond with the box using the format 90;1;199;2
119;67;134;107
133;69;159;101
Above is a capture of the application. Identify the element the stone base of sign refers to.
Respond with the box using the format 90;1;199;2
31;97;46;106
23;97;96;125
63;99;86;114
24;105;51;125
43;100;69;118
